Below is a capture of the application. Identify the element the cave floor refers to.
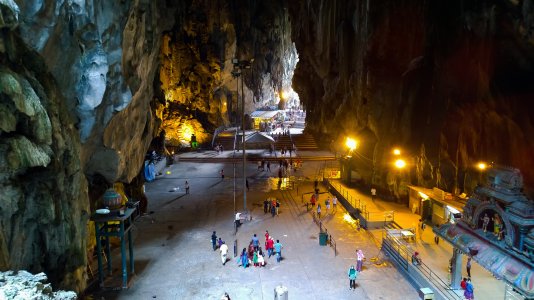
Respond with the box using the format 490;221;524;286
86;150;420;300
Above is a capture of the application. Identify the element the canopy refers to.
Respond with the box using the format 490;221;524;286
434;223;534;297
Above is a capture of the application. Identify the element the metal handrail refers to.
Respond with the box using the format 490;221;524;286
383;231;462;300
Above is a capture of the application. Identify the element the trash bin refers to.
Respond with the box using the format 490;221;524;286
418;287;434;300
319;232;328;246
274;285;288;300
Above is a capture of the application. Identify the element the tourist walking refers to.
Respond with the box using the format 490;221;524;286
267;161;271;172
276;200;280;216
481;213;490;232
264;199;269;213
265;230;270;241
274;239;283;262
464;278;474;300
211;231;217;251
239;248;248;268
332;196;337;211
266;237;274;258
466;257;472;278
185;181;190;194
220;241;228;265
257;250;265;267
356;249;365;271
325;198;330;212
348;265;358;290
252;234;259;251
317;204;322;219
220;169;225;179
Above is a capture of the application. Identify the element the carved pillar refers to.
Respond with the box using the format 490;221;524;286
519;226;528;252
450;248;463;289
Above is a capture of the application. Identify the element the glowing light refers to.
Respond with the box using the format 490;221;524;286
418;192;429;200
181;124;194;142
447;205;460;214
343;213;356;225
393;148;401;155
477;162;487;170
166;171;171;175
394;159;406;169
346;138;358;151
281;91;289;100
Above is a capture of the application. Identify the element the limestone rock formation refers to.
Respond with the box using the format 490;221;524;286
288;0;534;198
1;1;88;292
0;270;77;300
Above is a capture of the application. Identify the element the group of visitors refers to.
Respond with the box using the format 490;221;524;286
211;231;229;265
214;143;224;154
313;195;337;219
263;198;280;217
238;231;283;267
257;160;271;172
347;249;365;290
460;277;474;300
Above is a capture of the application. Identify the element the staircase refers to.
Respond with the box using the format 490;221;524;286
275;134;293;151
213;130;236;151
292;133;318;150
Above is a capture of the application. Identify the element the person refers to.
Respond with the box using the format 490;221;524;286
185;181;190;194
356;249;365;271
211;231;217;251
257;250;265;267
266;236;274;258
265;230;270;242
466;257;472;278
276;200;280;216
274;239;283;263
310;194;316;206
267;161;271;172
218;237;223;248
460;277;467;290
246;179;249;191
332;196;337;211
348;265;358;290
252;234;259;251
235;212;242;228
248;242;255;261
481;213;490;232
325;198;330;212
271;203;276;217
239;248;248;268
371;187;376;201
257;161;262;170
317;204;322;219
253;250;259;267
263;199;269;213
220;241;228;265
314;179;318;190
221;292;231;300
220;169;225;179
464;278;474;300
419;219;426;240
412;252;422;265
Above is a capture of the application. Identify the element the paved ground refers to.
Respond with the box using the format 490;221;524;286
88;151;418;299
88;146;509;300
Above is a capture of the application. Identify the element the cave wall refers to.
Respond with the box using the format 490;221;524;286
289;0;534;198
0;1;88;292
158;0;296;147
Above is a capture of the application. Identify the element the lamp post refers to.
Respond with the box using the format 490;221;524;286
232;58;254;212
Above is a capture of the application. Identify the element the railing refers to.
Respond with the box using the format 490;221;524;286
382;230;462;300
326;179;395;227
311;212;337;256
211;126;225;148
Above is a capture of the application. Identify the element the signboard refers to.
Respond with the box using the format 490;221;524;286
323;168;340;179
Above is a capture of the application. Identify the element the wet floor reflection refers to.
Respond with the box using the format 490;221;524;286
266;176;294;191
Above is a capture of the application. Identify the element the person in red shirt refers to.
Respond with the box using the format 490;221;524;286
265;230;270;242
460;278;467;290
266;237;274;258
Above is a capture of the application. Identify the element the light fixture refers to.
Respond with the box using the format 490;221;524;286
346;137;357;151
394;159;406;169
393;148;401;155
477;162;487;170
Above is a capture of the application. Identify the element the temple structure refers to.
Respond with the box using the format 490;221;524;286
435;166;534;298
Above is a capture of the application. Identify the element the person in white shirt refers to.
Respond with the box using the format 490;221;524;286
220;241;229;265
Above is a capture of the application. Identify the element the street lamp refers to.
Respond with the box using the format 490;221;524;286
394;159;406;169
232;58;254;212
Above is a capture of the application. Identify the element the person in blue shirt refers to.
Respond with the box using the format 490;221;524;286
252;234;259;251
348;265;358;290
274;240;283;262
211;231;217;251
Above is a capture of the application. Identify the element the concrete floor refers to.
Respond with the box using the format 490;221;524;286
89;154;419;299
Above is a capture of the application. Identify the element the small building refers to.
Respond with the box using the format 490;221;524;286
250;110;279;131
407;185;465;226
237;132;274;149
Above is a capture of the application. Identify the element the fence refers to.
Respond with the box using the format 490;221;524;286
382;230;462;300
326;179;395;229
311;211;337;256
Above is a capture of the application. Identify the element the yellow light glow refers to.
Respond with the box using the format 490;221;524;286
346;138;358;150
394;159;406;169
418;192;429;200
393;148;401;155
477;162;487;170
281;91;289;100
181;124;194;141
343;213;356;225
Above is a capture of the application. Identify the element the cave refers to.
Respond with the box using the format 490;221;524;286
1;0;534;298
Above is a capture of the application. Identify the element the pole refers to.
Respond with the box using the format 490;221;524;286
242;67;247;211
